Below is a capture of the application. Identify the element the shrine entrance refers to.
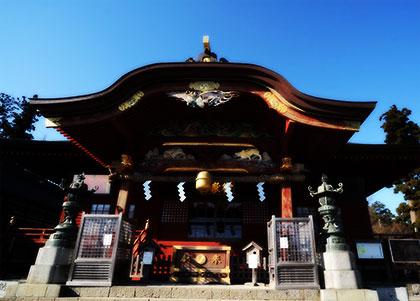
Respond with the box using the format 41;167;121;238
188;199;242;240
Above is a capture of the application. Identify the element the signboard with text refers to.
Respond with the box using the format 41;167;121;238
356;242;384;259
170;245;231;284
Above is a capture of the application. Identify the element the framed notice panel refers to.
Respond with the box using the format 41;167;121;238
356;241;384;259
389;239;420;263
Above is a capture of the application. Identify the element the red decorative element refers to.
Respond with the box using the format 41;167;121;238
55;128;108;168
16;228;55;244
281;183;293;218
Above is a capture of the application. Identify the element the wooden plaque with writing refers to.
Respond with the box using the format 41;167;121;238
170;245;231;284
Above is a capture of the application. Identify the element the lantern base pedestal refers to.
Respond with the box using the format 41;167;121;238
26;246;73;284
323;250;361;289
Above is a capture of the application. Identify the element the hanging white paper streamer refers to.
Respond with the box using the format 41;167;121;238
224;182;234;202
143;180;152;200
177;182;186;202
257;182;265;202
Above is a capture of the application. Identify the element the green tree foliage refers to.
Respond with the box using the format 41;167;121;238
395;169;420;201
367;201;412;234
369;201;395;226
380;105;420;145
395;201;414;227
0;93;39;139
380;105;420;232
380;105;420;201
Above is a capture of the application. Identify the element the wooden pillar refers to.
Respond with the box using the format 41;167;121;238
115;181;131;214
281;183;293;218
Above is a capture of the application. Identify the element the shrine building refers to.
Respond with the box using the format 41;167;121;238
26;39;420;286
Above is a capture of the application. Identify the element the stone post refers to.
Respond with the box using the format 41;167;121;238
27;174;96;284
308;174;361;289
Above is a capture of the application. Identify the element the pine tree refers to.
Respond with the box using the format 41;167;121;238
380;105;420;231
380;105;420;200
0;93;39;139
380;105;420;145
369;201;395;227
395;202;415;227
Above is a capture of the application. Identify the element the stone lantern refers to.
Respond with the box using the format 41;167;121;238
308;174;361;289
308;174;346;251
27;174;96;284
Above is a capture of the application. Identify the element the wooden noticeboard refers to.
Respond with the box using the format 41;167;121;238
170;245;231;284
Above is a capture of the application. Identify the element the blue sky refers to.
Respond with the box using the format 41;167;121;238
1;0;419;213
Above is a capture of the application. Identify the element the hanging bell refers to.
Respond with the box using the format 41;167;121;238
196;171;213;194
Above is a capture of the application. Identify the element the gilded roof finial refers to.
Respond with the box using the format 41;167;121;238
186;36;228;63
198;35;217;62
203;35;211;52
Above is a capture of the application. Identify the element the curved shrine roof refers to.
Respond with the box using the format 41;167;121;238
30;62;375;127
29;62;377;166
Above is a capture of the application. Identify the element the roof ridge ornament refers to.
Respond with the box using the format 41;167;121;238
186;36;229;63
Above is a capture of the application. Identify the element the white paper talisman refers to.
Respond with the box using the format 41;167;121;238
280;237;289;249
142;251;154;265
248;253;258;269
103;233;113;246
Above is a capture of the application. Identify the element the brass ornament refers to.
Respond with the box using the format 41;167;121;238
280;157;293;171
195;254;207;265
118;91;144;111
189;81;220;91
196;171;213;194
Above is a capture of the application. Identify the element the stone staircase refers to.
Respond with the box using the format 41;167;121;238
2;284;322;300
2;283;394;301
67;285;320;300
